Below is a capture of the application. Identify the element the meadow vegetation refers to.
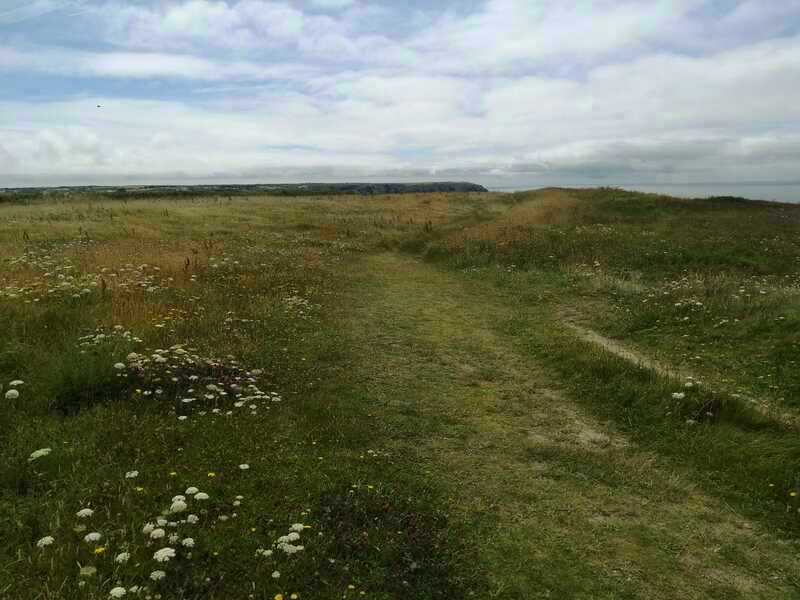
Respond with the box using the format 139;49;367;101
1;188;799;599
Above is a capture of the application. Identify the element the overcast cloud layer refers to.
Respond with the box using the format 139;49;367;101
1;0;799;187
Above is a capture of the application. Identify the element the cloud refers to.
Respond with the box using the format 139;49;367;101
0;0;89;25
0;45;319;81
2;0;800;185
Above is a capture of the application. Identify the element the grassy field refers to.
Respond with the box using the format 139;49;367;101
1;188;799;599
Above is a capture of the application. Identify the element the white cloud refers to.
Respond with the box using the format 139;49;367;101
2;0;800;184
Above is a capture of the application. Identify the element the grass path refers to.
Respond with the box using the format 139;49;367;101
341;252;800;599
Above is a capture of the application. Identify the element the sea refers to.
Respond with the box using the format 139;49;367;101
485;183;800;204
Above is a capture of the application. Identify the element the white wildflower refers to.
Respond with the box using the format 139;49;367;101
109;586;126;598
170;499;187;514
76;508;94;518
185;487;199;495
153;547;176;563
194;492;209;500
115;552;131;564
290;523;305;532
113;363;126;371
182;538;195;548
672;392;686;400
125;470;139;479
36;536;55;548
9;380;23;387
186;514;199;524
271;571;280;579
238;464;249;470
150;570;166;581
5;389;19;400
84;532;102;543
150;528;165;540
142;522;155;535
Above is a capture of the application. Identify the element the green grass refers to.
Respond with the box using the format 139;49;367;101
2;188;800;599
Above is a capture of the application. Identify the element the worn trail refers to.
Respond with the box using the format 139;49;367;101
341;252;799;599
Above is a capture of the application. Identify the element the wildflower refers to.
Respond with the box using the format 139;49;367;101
207;472;216;478
150;570;166;581
36;536;55;548
290;523;304;532
84;532;102;543
671;392;686;400
272;571;280;579
142;522;155;535
77;508;95;518
125;471;139;479
239;464;250;470
185;487;199;495
194;492;209;501
156;518;167;526
5;389;19;400
115;552;130;564
28;448;51;461
275;595;284;600
94;546;107;555
187;514;199;524
153;547;176;563
109;587;126;598
150;528;166;540
79;566;97;577
114;363;126;370
182;537;195;547
168;533;180;544
9;380;23;387
170;499;188;513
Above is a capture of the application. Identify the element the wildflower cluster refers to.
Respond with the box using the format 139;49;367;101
119;344;281;419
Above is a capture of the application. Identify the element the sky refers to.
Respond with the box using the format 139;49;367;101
1;0;800;187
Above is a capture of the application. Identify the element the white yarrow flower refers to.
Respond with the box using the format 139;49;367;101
170;499;187;513
182;537;195;548
150;570;166;581
84;532;102;543
194;492;209;500
185;487;199;495
125;470;139;479
115;552;131;563
9;380;23;387
76;508;94;518
142;522;155;535
150;528;165;539
153;547;176;563
5;389;19;400
109;586;126;598
186;514;199;524
113;363;126;370
672;392;686;400
272;571;280;579
238;463;249;470
36;536;55;548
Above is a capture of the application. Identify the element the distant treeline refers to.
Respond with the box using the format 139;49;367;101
0;182;488;203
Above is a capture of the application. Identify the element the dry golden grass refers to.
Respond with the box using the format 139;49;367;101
446;189;578;252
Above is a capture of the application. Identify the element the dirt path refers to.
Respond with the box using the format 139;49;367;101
342;252;799;599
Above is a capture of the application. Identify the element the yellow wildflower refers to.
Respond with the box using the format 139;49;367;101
94;546;106;555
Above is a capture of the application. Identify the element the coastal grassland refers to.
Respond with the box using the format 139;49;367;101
419;188;800;533
0;194;493;600
2;188;800;599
